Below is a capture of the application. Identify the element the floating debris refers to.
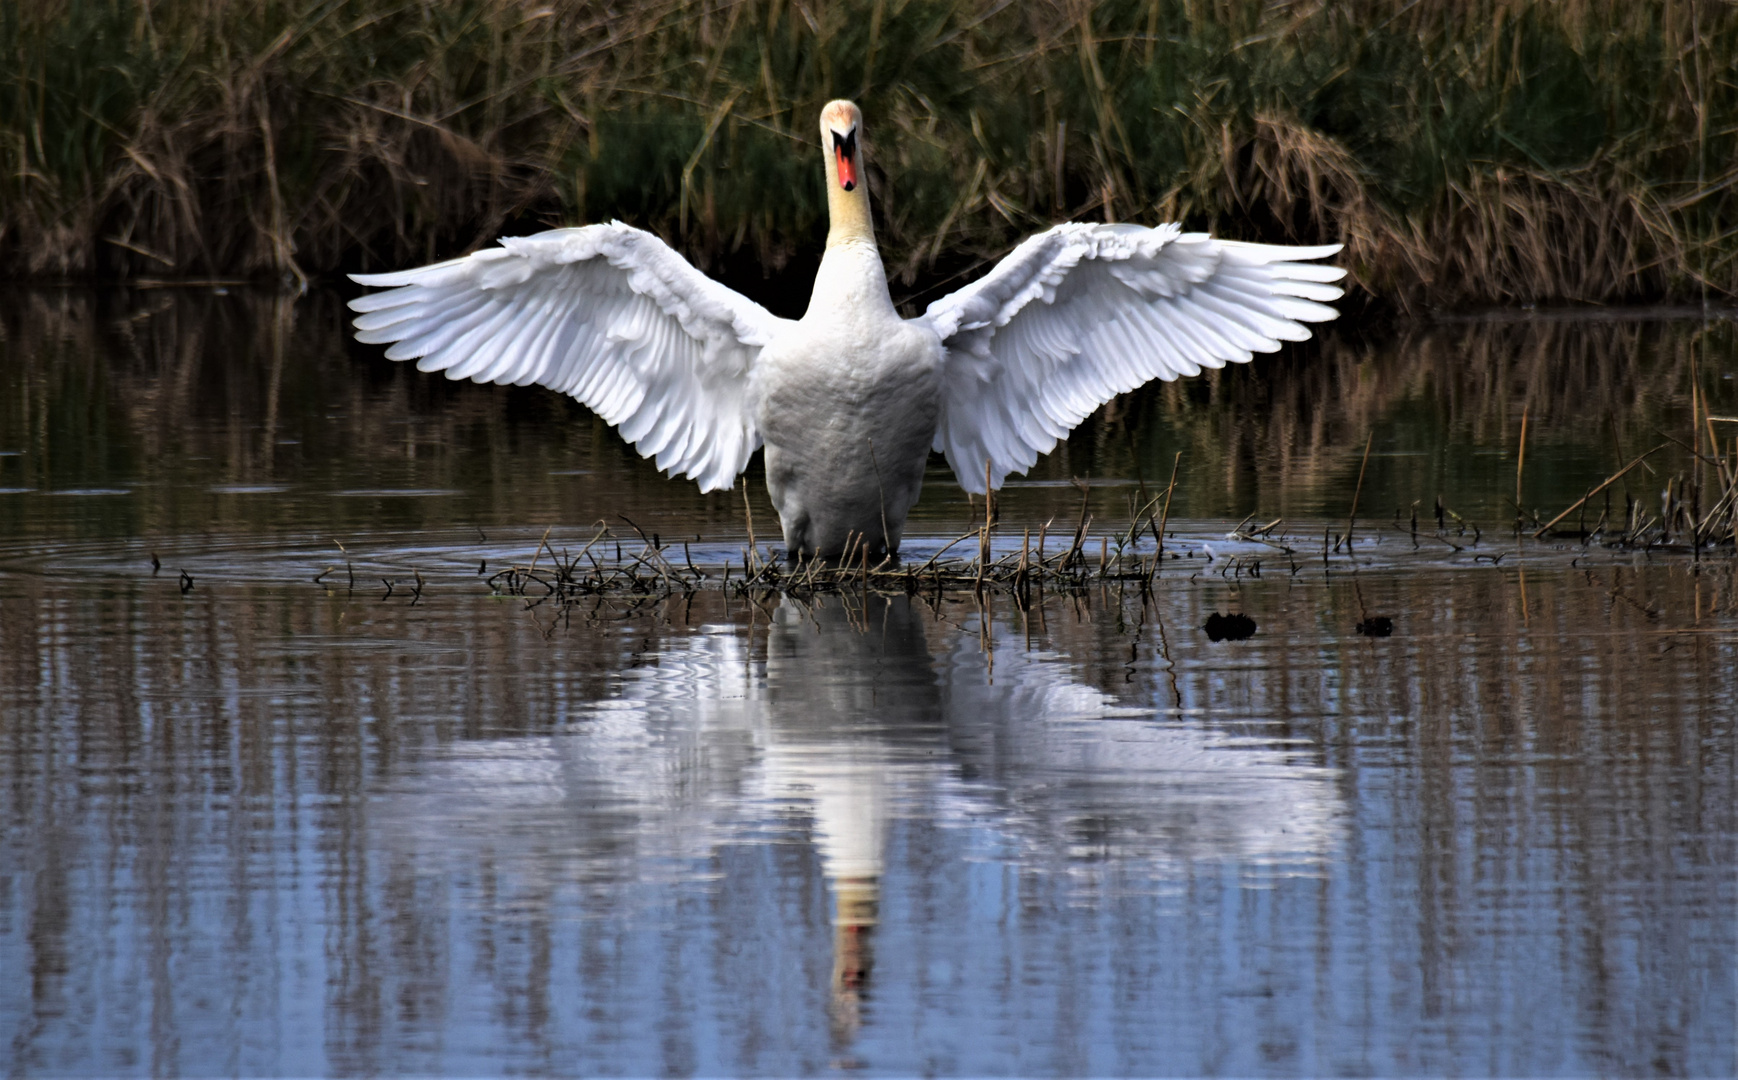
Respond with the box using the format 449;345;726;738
1202;612;1257;642
1355;616;1394;637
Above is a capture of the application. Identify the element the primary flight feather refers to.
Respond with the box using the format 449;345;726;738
349;99;1345;558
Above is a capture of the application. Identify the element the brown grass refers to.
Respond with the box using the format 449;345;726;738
1;0;1732;308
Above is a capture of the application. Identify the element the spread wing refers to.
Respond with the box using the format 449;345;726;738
918;222;1345;493
348;222;791;492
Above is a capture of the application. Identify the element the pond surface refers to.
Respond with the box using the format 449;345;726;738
0;290;1734;1076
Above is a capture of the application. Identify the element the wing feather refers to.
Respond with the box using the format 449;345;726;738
348;223;790;491
920;224;1344;492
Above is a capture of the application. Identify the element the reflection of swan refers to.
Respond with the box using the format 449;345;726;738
934;638;1343;872
753;596;941;1045
349;100;1344;556
374;595;1341;1046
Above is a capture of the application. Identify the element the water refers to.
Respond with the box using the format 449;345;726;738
1;289;1734;1076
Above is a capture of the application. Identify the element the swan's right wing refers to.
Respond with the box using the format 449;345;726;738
349;223;790;492
917;222;1344;493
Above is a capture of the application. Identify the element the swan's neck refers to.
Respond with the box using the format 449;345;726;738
813;119;890;320
805;241;894;321
825;182;876;251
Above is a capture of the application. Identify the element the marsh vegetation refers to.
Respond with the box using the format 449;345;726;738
3;0;1733;308
4;6;1735;1070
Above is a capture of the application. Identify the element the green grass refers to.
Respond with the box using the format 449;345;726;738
2;0;1733;308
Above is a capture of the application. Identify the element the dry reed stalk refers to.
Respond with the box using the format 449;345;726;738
1347;431;1373;549
1516;405;1529;530
1154;452;1181;559
1533;445;1665;538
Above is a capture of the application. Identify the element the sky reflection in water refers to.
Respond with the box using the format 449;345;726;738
0;290;1733;1076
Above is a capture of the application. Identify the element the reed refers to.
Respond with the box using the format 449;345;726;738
483;520;1184;608
2;0;1732;307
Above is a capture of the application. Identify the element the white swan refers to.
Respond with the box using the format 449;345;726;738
349;99;1345;558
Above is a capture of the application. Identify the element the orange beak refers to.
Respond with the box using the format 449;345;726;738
831;127;859;192
835;145;857;191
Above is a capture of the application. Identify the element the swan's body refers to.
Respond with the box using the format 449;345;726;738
349;100;1345;558
757;240;942;555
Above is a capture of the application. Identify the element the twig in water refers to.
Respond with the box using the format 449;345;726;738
918;530;981;575
334;538;354;590
869;437;891;554
1533;445;1665;538
1347;431;1373;549
618;514;679;576
1154;452;1181;558
527;525;555;576
1515;404;1529;533
978;458;995;589
1066;479;1092;569
1018;528;1031;600
742;484;759;572
1653;428;1729;471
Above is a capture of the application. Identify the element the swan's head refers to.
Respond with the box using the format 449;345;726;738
819;100;874;246
820;99;863;193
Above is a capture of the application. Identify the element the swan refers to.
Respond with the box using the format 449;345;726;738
349;99;1345;558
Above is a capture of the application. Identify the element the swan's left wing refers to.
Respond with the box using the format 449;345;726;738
918;222;1344;493
348;223;789;492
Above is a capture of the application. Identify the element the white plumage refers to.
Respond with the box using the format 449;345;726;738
350;226;777;494
349;99;1346;557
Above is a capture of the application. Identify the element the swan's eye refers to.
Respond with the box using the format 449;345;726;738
831;128;858;191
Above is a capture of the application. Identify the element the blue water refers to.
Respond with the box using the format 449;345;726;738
0;291;1733;1075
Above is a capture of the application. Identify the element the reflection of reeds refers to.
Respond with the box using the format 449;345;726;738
1087;314;1738;524
2;1;1732;306
3;290;1731;540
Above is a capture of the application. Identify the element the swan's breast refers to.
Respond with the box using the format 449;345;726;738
754;316;942;434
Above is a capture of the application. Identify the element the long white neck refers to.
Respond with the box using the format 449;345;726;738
812;102;892;320
825;179;876;251
811;127;892;320
806;242;894;321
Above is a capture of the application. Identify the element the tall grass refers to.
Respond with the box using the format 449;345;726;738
2;0;1733;308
